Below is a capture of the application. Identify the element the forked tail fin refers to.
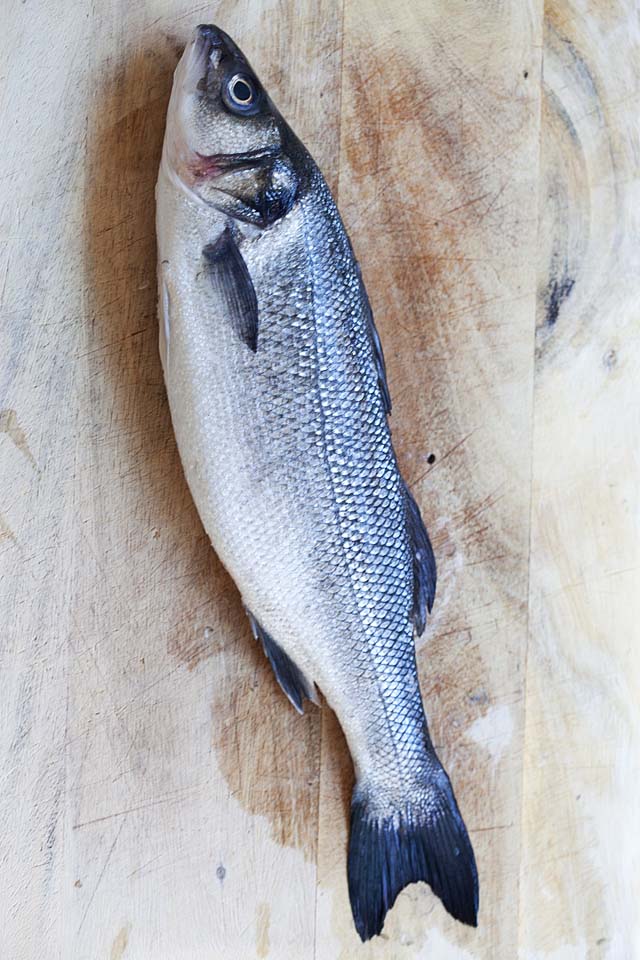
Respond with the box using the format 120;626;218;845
348;769;478;941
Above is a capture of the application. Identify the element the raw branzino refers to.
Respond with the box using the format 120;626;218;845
156;24;478;940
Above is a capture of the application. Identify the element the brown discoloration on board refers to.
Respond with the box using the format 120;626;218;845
0;409;37;468
166;543;240;672
208;603;322;859
110;924;130;960
0;513;16;544
256;901;271;958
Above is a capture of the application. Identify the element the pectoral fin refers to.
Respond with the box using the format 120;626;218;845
202;227;259;352
246;610;318;714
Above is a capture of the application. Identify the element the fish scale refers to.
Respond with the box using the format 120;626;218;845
303;173;421;761
156;23;478;942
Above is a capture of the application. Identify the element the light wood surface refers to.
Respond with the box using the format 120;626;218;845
0;2;636;958
521;2;640;958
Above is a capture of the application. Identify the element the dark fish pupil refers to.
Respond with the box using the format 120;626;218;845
232;79;252;103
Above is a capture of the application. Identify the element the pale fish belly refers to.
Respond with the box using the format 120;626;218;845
157;179;353;687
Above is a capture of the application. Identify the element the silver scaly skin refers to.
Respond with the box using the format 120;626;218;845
156;25;478;941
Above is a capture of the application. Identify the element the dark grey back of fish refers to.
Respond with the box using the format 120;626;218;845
297;166;433;759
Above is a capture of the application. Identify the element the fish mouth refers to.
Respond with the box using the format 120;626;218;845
190;23;246;85
192;147;279;181
193;23;246;62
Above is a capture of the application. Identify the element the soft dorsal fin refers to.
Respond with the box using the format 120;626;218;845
402;479;437;635
246;610;318;714
202;226;259;352
356;265;392;415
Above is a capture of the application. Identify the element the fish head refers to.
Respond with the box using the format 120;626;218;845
163;25;303;225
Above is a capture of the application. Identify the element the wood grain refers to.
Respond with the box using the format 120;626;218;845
0;0;636;957
520;2;640;958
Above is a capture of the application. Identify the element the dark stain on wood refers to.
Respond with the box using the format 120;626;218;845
535;15;622;363
0;514;16;544
208;613;322;858
545;272;575;327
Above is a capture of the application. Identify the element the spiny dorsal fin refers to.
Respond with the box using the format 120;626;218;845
246;610;318;714
402;479;437;634
202;226;259;352
356;264;392;415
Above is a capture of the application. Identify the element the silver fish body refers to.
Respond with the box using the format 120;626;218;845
156;25;478;940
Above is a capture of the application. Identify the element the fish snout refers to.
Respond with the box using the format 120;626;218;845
194;24;224;47
183;25;232;98
193;23;243;62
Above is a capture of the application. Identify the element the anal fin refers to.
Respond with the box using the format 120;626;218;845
246;610;317;714
402;479;437;635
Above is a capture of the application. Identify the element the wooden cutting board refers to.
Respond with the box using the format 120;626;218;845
1;1;637;957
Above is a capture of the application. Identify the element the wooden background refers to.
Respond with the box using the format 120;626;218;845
1;1;638;957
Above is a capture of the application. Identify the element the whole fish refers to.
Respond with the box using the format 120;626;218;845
156;24;478;940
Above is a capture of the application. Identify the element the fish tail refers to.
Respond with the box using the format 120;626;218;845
347;763;478;941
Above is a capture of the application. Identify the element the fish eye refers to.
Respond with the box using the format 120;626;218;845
225;73;257;109
229;75;254;104
221;68;263;116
